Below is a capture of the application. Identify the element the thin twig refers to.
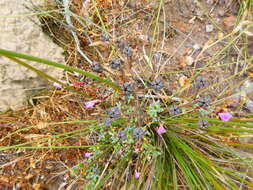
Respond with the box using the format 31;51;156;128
62;0;93;64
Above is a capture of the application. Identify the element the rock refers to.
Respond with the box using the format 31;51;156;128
0;0;65;112
186;56;194;65
205;24;214;33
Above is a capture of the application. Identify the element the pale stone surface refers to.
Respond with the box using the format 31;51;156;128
0;0;65;112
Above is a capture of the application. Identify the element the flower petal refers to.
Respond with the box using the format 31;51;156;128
218;112;232;121
74;82;86;86
84;152;93;158
84;100;98;108
156;125;166;135
53;80;66;89
134;148;140;153
135;172;141;179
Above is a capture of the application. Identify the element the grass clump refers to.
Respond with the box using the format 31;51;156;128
1;0;253;189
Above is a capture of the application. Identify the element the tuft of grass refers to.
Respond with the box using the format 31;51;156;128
1;0;253;189
0;48;121;91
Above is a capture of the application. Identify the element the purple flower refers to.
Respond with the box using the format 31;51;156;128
135;171;141;179
84;152;93;158
117;150;123;155
218;112;232;121
84;100;98;108
156;125;167;135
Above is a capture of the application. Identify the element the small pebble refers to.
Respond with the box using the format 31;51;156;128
186;56;194;65
193;44;201;50
206;24;214;33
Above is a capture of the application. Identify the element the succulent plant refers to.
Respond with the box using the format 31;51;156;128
198;119;209;129
151;79;164;91
169;105;182;115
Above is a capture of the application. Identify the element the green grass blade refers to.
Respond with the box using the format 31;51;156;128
4;55;86;97
0;48;120;91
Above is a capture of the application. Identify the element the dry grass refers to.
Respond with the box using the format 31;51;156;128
1;0;253;189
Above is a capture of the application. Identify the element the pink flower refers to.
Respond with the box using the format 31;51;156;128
117;150;123;155
156;125;166;135
53;80;66;89
218;112;232;121
135;171;141;179
84;100;98;108
134;148;140;153
84;152;93;158
74;82;86;86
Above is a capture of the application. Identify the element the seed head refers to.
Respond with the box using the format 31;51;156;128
195;76;208;88
198;119;209;129
151;79;164;91
117;130;127;141
133;127;145;140
197;96;211;108
123;82;134;95
107;107;121;119
123;45;133;57
91;62;103;73
169;105;182;115
105;117;112;126
110;58;123;69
